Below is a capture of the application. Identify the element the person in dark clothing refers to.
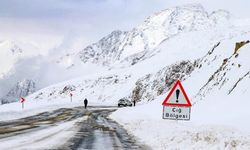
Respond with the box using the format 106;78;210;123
84;98;88;109
133;100;136;107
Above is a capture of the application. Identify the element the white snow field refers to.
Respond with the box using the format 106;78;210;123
110;31;250;149
110;80;250;149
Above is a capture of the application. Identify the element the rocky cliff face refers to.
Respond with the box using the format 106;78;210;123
78;30;127;66
194;39;250;103
131;60;197;103
1;79;36;104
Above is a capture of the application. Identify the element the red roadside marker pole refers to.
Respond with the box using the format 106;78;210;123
20;97;26;109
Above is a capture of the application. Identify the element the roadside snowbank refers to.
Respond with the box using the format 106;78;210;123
110;93;250;149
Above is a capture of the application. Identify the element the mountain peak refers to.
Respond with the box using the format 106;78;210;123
78;30;127;65
75;4;231;67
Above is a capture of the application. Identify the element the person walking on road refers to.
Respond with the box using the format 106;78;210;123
84;98;88;109
133;100;136;107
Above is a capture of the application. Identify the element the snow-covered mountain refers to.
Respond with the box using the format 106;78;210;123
70;4;230;68
0;40;43;101
78;30;127;66
193;39;250;103
0;79;36;104
25;4;250;106
1;4;250;111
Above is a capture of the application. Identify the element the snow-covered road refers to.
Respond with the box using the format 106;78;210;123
0;106;149;150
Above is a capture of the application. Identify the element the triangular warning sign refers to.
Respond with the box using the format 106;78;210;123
162;80;192;107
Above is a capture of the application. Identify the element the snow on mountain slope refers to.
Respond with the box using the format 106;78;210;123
0;79;36;104
74;4;230;68
110;26;250;150
127;27;250;104
195;40;249;97
20;23;250;108
130;60;196;103
0;40;105;103
13;4;250;107
78;30;127;66
26;73;134;105
186;36;250;128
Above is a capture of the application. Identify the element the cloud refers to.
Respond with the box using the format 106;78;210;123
0;0;249;50
0;54;85;97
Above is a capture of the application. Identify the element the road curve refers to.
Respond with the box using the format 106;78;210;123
0;106;150;150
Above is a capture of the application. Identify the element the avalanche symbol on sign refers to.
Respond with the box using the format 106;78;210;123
162;80;192;120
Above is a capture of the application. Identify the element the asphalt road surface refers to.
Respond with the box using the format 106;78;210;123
0;106;150;150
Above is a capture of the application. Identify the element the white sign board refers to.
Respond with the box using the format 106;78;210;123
162;106;191;120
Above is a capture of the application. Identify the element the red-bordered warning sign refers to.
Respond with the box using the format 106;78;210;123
162;80;192;107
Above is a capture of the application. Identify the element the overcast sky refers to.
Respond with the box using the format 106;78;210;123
0;0;249;51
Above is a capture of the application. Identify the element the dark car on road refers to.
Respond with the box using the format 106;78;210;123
118;99;133;107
